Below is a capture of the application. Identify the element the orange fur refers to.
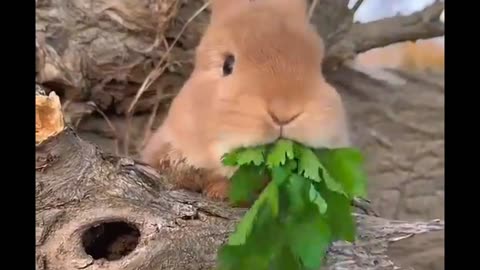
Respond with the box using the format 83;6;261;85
355;39;444;72
142;0;350;201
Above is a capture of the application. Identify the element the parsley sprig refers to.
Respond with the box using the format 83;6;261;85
217;139;368;270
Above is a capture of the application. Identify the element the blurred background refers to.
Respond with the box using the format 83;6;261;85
348;1;444;269
352;0;444;72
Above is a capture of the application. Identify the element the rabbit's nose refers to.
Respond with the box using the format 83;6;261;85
268;110;301;126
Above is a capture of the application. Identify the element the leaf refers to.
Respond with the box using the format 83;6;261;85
264;181;280;218
269;246;302;270
247;206;285;255
271;166;290;185
314;181;356;242
266;139;294;168
217;245;250;270
236;146;266;166
309;183;327;214
285;159;298;171
227;208;257;246
217;244;270;270
284;174;310;214
297;146;322;182
219;203;286;270
228;165;267;204
319;164;346;196
288;205;332;269
228;181;279;245
296;144;345;196
222;151;239;166
316;148;368;198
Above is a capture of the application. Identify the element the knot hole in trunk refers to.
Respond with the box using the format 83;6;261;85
81;221;141;261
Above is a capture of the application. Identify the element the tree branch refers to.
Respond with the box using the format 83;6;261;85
351;0;444;53
351;0;364;14
324;0;444;70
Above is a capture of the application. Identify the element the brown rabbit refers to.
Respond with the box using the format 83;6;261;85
141;0;350;201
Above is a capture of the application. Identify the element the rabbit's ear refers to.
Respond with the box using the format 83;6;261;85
210;0;308;23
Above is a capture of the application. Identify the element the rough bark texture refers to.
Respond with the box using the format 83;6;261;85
36;89;443;270
327;66;444;218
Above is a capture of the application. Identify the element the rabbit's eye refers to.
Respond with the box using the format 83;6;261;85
222;54;235;76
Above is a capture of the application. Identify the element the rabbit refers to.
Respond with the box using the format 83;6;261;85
141;0;351;201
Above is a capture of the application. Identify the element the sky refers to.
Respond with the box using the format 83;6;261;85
349;0;444;45
350;0;437;22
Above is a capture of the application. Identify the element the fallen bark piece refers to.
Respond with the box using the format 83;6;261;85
36;90;64;145
35;89;444;270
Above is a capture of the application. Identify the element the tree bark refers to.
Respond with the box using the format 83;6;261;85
36;89;443;270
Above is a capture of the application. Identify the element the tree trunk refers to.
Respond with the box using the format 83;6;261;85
36;88;443;270
36;0;445;269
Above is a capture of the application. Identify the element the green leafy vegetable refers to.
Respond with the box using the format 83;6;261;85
316;148;368;198
288;206;332;269
314;181;356;242
285;174;310;214
236;146;266;166
309;183;328;214
266;139;294;167
228;165;266;204
217;139;368;270
228;181;280;245
297;146;322;182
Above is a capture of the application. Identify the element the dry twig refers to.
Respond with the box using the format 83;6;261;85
127;2;210;115
308;0;319;19
351;0;364;13
123;1;210;156
86;102;121;156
